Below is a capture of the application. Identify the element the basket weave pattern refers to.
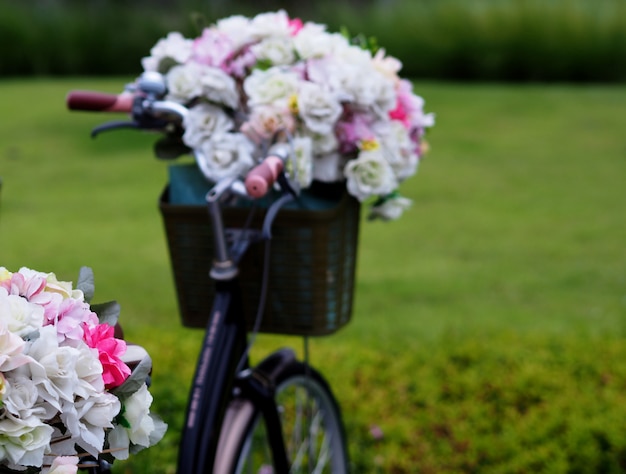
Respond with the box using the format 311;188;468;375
159;188;360;336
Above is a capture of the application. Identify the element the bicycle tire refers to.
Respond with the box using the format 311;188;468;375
214;354;349;473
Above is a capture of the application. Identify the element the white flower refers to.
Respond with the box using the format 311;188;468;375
109;384;167;460
199;66;240;109
251;37;296;66
182;103;234;149
285;136;314;188
313;153;348;183
165;63;204;103
215;15;254;49
308;129;339;156
73;343;105;396
0;322;31;372
242;105;296;142
249;10;291;39
344;149;398;201
297;82;343;135
351;69;396;118
26;326;81;409
379;121;420;181
0;414;54;468
369;195;412;221
198;133;256;182
293;26;346;60
372;48;403;80
0;293;44;338
243;67;300;108
60;391;121;456
141;32;193;72
2;373;41;420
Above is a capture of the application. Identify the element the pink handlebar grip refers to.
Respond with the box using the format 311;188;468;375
245;156;284;198
66;91;133;113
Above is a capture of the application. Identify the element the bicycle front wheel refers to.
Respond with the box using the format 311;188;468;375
215;356;349;473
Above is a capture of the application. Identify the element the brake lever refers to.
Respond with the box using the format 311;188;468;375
91;115;171;138
91;120;141;138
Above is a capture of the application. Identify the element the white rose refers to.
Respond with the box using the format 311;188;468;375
141;32;193;72
199;66;240;109
297;82;343;135
313;153;348;183
182;103;234;149
250;37;296;66
242;105;296;142
0;293;44;338
198;133;256;182
293;26;347;60
309;130;339;155
285;136;313;188
249;10;291;39
215;15;254;49
372;48;403;80
0;414;54;467
379;121;420;181
109;384;167;460
349;68;396;117
344;149;398;202
369;195;412;221
73;343;105;396
26;326;81;409
307;58;355;102
2;373;40;419
165;63;204;103
243;67;300;107
0;321;31;372
60;391;120;457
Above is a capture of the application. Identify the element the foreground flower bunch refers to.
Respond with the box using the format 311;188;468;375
0;267;166;473
141;10;435;220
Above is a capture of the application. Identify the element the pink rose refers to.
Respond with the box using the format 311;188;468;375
83;324;131;389
0;271;46;299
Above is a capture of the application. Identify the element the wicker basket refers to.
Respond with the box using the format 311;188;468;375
159;182;361;336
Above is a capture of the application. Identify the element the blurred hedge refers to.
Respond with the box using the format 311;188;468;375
2;0;626;81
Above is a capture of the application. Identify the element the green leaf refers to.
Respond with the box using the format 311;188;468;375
91;301;121;327
76;266;95;303
154;135;190;160
112;355;153;400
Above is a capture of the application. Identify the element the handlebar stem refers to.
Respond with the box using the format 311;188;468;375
206;177;240;281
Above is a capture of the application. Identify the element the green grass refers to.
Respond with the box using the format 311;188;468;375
1;79;626;472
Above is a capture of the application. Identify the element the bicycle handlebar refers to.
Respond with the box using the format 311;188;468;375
244;143;292;198
66;91;134;113
67;77;292;200
245;157;284;198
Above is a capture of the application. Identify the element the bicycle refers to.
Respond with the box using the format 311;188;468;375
67;70;359;473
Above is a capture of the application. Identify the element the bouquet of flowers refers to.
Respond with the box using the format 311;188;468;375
140;10;434;220
0;267;166;473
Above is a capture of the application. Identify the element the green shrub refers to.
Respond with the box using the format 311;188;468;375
2;0;626;81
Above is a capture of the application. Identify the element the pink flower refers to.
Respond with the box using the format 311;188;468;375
83;324;131;389
47;456;79;474
192;29;235;70
335;111;376;154
0;271;46;300
389;79;434;132
51;298;99;343
288;17;303;36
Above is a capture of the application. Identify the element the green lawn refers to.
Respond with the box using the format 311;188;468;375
1;79;625;473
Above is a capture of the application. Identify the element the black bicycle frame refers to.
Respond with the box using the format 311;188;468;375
177;279;247;473
176;184;293;474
